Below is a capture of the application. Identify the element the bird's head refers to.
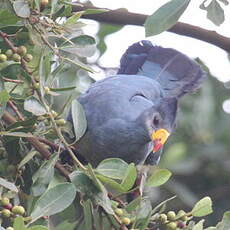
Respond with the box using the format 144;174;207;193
141;97;178;153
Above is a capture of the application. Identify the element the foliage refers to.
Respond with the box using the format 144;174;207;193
0;0;229;230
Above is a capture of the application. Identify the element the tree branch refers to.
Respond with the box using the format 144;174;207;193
2;111;70;180
72;4;230;53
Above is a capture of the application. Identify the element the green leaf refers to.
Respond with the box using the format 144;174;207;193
83;200;93;230
24;96;47;116
216;211;230;230
0;177;18;192
191;196;213;217
83;8;109;15
146;168;172;187
0;9;19;26
0;60;17;71
50;86;76;92
120;163;137;191
218;0;229;5
65;12;84;25
28;226;49;230
31;182;77;223
192;219;205;230
125;196;142;212
0;131;34;137
145;0;190;36
71;100;87;142
18;150;38;169
31;154;59;196
200;0;225;26
96;158;129;180
0;89;9;118
13;216;27;230
13;0;30;18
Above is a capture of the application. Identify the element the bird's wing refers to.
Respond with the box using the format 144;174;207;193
118;40;206;98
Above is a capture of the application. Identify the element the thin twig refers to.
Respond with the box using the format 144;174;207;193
2;111;70;180
2;77;24;83
7;101;24;121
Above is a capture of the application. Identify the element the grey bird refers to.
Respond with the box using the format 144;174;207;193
71;40;206;167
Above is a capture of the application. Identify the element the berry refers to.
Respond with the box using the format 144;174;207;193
44;86;50;94
177;210;187;221
6;227;14;230
17;46;27;56
56;118;66;126
4;203;13;210
41;0;49;7
114;208;123;216
12;205;25;215
12;53;21;62
34;82;40;89
0;54;7;62
121;217;131;225
158;213;167;223
51;110;58;118
177;221;186;229
24;54;33;62
5;49;13;58
167;211;176;221
2;209;11;217
1;197;10;206
166;222;177;230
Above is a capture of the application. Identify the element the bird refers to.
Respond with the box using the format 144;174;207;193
70;40;206;167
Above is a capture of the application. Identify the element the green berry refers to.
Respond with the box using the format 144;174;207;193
6;227;14;230
2;209;11;217
0;54;7;62
121;217;131;225
34;82;40;89
24;54;33;62
44;86;50;94
167;211;176;221
114;208;123;216
1;197;10;206
177;210;187;221
12;205;25;215
5;49;13;58
158;213;167;223
12;53;21;62
166;222;177;230
56;118;66;126
17;46;27;56
51;110;58;118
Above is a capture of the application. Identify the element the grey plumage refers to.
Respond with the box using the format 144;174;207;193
71;41;206;166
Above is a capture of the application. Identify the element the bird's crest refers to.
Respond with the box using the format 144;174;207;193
118;40;206;98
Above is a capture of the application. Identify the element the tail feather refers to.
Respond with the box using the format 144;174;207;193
117;40;206;98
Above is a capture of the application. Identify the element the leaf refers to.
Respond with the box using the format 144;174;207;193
13;0;30;18
71;100;87;141
0;10;19;26
192;219;205;230
65;12;84;25
218;0;229;5
146;168;172;187
216;211;230;230
191;196;213;217
18;150;38;169
31;183;77;223
96;158;129;180
0;88;9;118
0;177;18;192
28;226;49;230
0;131;34;138
125;196;142;212
64;57;94;73
83;200;93;230
200;0;225;26
83;8;109;15
145;0;190;36
120;163;137;191
13;216;27;230
24;97;47;116
50;86;76;92
31;154;59;196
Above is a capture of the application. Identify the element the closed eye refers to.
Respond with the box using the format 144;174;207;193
129;93;148;102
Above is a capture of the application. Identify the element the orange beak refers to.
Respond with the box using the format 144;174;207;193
151;129;170;152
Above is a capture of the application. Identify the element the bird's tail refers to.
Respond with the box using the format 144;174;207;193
117;40;206;98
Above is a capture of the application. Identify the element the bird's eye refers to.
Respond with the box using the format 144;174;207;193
153;115;161;127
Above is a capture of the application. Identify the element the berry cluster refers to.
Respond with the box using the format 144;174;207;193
0;197;26;230
0;46;33;63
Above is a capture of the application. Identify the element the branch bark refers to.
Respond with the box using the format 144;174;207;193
72;4;230;53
